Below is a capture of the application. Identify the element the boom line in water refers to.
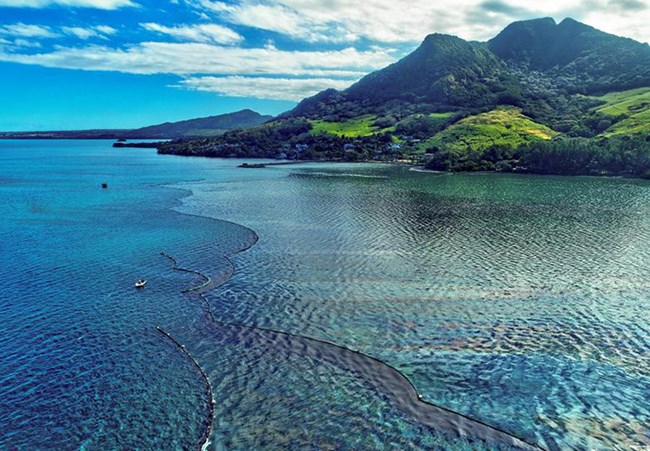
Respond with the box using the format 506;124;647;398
159;241;545;451
155;325;215;451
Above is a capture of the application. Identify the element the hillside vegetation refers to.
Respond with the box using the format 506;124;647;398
310;115;390;137
418;107;556;153
595;88;650;136
488;18;650;94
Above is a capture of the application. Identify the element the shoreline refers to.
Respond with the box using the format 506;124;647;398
2;136;646;179
241;158;650;180
155;149;650;180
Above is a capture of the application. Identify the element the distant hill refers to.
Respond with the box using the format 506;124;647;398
122;109;273;139
0;109;272;140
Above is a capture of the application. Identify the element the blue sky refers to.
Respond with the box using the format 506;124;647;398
0;0;648;131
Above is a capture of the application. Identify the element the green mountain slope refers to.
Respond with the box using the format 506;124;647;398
309;114;400;137
346;34;516;107
594;88;650;136
420;107;556;153
289;17;650;129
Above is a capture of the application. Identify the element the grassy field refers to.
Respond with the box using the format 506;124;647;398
418;107;557;153
428;112;455;119
309;115;388;137
594;88;650;136
309;112;456;139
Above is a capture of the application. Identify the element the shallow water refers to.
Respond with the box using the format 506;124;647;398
1;141;648;450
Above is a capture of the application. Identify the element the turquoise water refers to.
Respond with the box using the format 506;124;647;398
1;140;648;450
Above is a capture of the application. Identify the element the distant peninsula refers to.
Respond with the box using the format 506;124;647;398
0;109;272;140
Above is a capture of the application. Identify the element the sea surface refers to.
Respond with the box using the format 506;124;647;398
0;140;648;450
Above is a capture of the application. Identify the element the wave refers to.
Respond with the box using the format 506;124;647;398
409;167;448;174
289;171;389;179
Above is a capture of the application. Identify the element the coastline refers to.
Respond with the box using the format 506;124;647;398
4;136;646;179
153;142;650;180
161;152;650;180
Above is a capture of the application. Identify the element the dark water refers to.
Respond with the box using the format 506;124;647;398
1;141;648;450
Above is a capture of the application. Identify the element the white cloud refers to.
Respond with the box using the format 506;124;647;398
0;40;383;100
62;27;96;39
195;0;650;44
0;0;135;8
0;41;393;77
0;23;118;43
141;22;243;44
198;1;342;42
195;0;497;42
178;75;355;100
0;23;58;38
62;25;116;39
95;25;117;35
12;38;42;47
197;0;361;42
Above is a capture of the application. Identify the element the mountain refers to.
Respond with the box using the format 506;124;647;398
160;17;650;142
288;33;521;118
346;34;515;106
159;18;650;178
122;109;273;139
488;17;650;94
289;17;650;122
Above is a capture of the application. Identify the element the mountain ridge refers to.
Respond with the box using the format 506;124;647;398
488;17;650;95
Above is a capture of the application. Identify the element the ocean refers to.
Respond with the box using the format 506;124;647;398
0;140;648;450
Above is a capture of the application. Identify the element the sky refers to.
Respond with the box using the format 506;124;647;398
0;0;648;131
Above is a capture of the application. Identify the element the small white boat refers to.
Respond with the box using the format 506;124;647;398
135;279;147;288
